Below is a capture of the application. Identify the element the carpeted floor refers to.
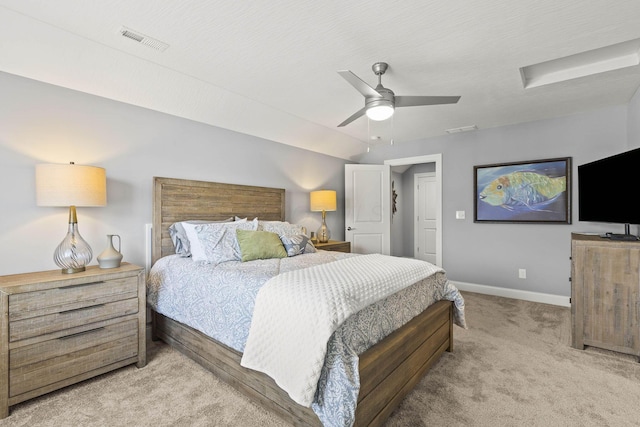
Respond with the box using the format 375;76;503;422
2;291;640;427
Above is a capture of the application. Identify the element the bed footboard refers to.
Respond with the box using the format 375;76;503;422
153;311;319;426
151;300;453;427
355;300;453;426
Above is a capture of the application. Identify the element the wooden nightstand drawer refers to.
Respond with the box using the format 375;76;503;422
10;318;138;369
10;319;139;397
10;298;139;342
9;277;138;322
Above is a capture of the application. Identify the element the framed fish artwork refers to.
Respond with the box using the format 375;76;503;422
474;157;572;224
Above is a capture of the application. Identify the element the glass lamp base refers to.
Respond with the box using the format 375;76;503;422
317;223;330;243
316;209;331;243
61;266;86;274
54;219;93;274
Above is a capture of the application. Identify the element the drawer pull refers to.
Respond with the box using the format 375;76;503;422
59;327;105;340
62;281;105;289
60;303;106;314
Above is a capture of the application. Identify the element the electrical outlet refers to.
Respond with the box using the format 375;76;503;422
455;210;465;220
519;269;527;279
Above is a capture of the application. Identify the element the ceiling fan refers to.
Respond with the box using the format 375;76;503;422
337;62;461;127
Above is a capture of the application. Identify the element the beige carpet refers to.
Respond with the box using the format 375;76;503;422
2;291;640;427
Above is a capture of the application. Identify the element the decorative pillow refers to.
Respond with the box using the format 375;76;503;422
169;218;234;257
304;240;317;253
191;219;257;263
258;220;304;237
236;229;287;262
280;234;311;257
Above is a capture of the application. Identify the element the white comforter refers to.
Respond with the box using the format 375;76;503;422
240;253;444;407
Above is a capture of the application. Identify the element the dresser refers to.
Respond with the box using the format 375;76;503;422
314;240;351;253
0;263;146;418
571;233;640;360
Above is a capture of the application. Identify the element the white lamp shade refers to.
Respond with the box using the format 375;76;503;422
366;104;394;121
36;163;107;207
310;190;337;212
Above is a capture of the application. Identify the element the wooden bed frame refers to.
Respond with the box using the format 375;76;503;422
151;177;454;426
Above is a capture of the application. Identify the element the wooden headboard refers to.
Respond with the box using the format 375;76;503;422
152;177;285;264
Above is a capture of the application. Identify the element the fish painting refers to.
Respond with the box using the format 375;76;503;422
479;171;566;211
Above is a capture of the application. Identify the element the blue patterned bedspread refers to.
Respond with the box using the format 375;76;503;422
147;252;466;427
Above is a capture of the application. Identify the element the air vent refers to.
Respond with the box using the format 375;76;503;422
445;125;477;134
119;26;169;52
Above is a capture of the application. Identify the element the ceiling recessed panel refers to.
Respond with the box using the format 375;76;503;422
521;38;640;89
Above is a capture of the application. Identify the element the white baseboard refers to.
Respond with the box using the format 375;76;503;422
451;281;570;307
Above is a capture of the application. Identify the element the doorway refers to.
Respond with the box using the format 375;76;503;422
344;154;442;265
385;154;442;266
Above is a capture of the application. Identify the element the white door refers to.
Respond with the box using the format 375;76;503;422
345;164;391;255
415;173;438;265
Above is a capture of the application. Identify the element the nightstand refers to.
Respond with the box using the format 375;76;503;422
0;263;146;418
315;240;351;253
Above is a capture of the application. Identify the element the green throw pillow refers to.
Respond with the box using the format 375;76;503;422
236;229;287;262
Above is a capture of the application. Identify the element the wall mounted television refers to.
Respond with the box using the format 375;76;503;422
578;147;640;240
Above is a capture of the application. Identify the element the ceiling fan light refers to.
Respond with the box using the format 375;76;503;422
366;104;394;121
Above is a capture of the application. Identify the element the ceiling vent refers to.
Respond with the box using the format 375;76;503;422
119;26;169;52
445;125;478;134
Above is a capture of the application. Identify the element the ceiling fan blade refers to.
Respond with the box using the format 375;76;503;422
395;95;460;107
337;106;367;127
338;70;381;98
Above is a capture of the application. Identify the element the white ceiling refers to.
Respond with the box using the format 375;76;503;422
1;1;640;160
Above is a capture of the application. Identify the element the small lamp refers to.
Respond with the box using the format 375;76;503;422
36;162;107;273
310;190;337;243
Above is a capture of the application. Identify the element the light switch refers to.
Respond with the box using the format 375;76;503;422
455;210;465;220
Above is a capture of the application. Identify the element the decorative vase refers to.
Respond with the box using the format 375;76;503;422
97;234;123;269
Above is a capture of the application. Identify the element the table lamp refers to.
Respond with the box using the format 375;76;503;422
310;190;337;243
36;162;107;273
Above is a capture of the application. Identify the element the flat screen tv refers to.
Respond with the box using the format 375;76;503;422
578;147;640;240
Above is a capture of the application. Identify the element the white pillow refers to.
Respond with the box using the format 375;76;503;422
258;220;304;237
235;216;257;222
169;218;234;257
181;222;206;260
182;218;247;259
191;219;258;263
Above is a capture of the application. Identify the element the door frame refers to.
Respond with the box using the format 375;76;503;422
384;154;442;266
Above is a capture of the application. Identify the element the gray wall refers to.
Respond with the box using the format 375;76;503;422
390;171;404;256
628;84;640;147
357;97;639;297
3;68;640;299
0;72;348;276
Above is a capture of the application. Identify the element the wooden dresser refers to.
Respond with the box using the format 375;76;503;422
0;263;146;418
571;233;640;360
314;240;351;253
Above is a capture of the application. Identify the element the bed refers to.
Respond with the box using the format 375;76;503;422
148;177;465;426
